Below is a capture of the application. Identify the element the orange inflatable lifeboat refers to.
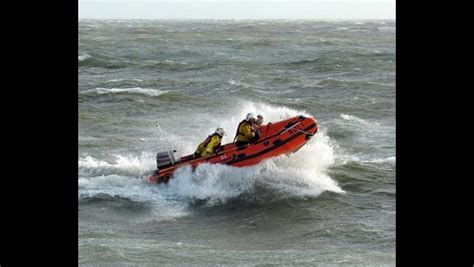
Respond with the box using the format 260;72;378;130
149;115;319;183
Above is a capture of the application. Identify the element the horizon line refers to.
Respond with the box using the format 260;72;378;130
79;18;395;20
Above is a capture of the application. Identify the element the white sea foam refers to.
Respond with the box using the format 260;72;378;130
228;79;252;88
340;114;381;126
81;87;169;97
79;101;344;217
78;54;91;61
166;129;344;205
367;81;395;87
104;78;144;83
79;153;156;177
79;174;188;221
336;154;395;165
366;156;395;164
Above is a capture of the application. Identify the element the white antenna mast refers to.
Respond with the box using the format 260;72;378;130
156;120;175;165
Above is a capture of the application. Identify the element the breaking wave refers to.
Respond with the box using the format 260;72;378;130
78;53;91;61
80;87;170;97
340;114;381;126
79;101;344;219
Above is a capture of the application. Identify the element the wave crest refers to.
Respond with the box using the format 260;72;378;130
164;129;344;206
80;87;170;97
79;101;344;218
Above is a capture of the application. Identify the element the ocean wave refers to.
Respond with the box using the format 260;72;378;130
79;131;343;210
319;77;346;86
79;153;155;177
288;57;346;72
288;58;320;65
252;39;273;46
336;154;395;166
79;101;344;211
78;53;91;62
79;174;189;221
378;26;395;32
80;87;170;97
140;59;206;71
365;156;395;164
79;57;131;69
367;81;395;87
144;59;185;66
340;114;381;126
318;78;394;89
165;129;343;206
104;78;144;83
78;52;133;69
227;79;253;88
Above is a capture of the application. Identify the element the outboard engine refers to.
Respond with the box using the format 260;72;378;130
156;150;176;170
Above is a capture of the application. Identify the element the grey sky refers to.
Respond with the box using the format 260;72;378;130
79;1;395;20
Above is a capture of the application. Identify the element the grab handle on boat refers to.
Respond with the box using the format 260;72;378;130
297;129;315;135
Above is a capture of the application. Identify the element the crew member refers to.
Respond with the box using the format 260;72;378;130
234;113;258;146
194;128;225;158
